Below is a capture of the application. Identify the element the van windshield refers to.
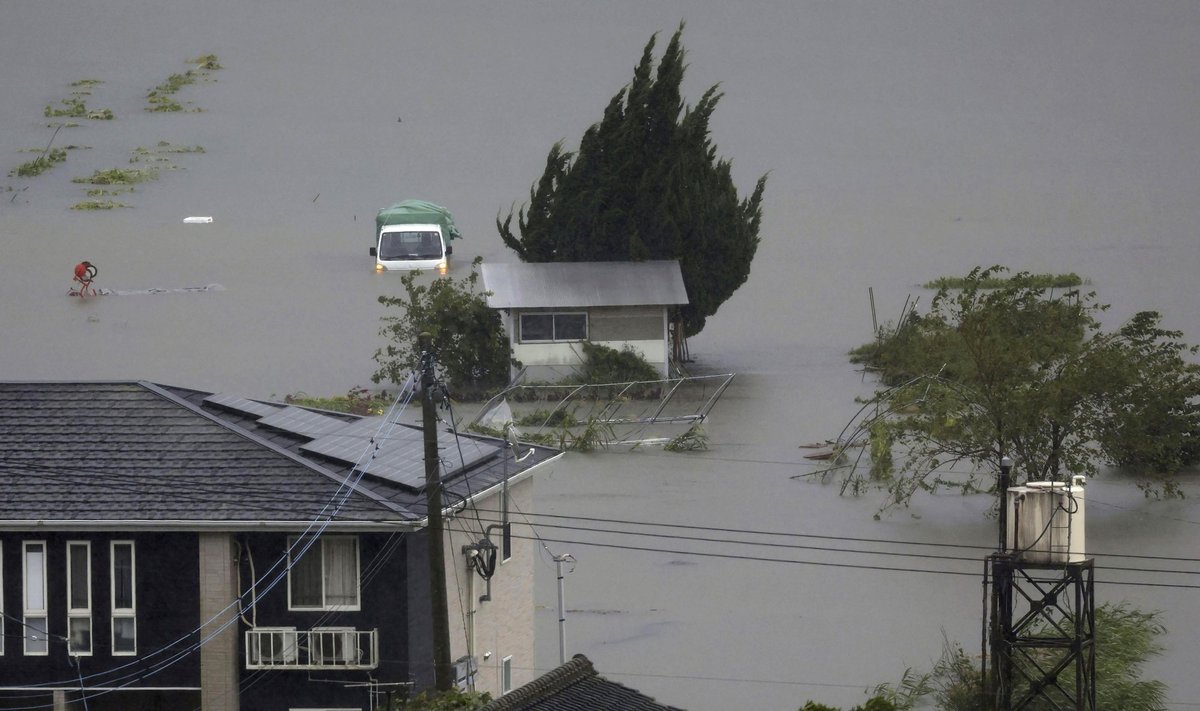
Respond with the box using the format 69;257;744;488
379;231;442;260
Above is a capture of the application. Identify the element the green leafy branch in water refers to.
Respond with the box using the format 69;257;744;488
72;167;158;185
664;424;709;452
71;200;131;210
44;79;113;120
145;54;221;112
280;386;393;416
10;148;67;177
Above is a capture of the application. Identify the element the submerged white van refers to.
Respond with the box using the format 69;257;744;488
369;200;460;274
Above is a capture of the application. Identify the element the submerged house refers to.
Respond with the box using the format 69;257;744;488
480;261;689;382
0;381;562;711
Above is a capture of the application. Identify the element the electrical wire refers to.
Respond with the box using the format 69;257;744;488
466;507;1200;571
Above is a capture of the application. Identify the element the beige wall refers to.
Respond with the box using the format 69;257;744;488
443;475;537;698
198;533;240;711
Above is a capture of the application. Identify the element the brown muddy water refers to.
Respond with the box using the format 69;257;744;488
2;2;1199;709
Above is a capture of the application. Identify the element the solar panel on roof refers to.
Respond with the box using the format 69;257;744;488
300;417;420;470
300;417;501;490
257;406;350;438
203;393;281;418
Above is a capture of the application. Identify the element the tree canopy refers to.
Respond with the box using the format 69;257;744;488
832;266;1200;511
372;258;516;396
497;22;767;339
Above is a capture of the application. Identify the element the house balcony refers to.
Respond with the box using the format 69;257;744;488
245;627;378;670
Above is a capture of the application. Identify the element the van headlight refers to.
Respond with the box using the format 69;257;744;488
436;260;448;275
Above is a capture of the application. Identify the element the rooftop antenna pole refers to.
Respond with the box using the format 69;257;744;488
420;333;453;691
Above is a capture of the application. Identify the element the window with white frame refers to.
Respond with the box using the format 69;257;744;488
23;541;49;655
288;536;360;611
502;655;513;694
111;541;136;655
518;312;587;343
67;541;93;655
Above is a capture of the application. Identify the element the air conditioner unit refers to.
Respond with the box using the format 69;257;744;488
1005;476;1086;563
311;628;359;665
251;628;298;665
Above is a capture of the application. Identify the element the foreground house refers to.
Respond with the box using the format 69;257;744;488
0;381;562;711
478;654;687;711
480;261;689;381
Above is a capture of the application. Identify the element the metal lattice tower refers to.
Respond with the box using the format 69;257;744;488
988;555;1096;711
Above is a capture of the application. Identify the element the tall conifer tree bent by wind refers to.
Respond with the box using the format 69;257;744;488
498;23;767;349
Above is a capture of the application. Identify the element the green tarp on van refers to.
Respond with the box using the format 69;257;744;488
376;199;462;241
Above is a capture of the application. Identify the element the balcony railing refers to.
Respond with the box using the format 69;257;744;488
245;627;378;670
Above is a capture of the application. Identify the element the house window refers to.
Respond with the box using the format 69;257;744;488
519;313;587;342
502;655;513;694
67;541;93;656
23;541;49;655
111;541;137;655
288;536;360;611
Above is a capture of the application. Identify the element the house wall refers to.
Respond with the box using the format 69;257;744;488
234;531;410;711
509;306;670;382
443;476;537;698
0;531;201;710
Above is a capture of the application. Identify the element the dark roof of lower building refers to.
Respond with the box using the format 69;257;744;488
479;654;687;711
0;380;559;528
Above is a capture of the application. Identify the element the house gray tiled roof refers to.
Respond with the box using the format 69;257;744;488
481;261;689;309
478;655;687;711
0;381;559;528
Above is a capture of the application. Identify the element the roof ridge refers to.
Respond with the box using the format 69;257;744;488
479;654;595;711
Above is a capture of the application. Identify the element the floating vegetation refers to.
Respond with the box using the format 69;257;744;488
281;386;392;416
85;187;133;197
71;199;131;210
145;54;220;112
44;97;87;118
72;167;158;185
130;141;205;163
70;79;103;88
44;93;113;120
922;272;1084;290
10;148;67;177
189;54;222;70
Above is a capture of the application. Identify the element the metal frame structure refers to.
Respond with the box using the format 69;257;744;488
987;555;1096;711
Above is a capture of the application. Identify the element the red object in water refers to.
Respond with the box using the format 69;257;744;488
72;261;98;296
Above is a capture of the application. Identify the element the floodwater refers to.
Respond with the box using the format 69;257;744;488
2;2;1199;709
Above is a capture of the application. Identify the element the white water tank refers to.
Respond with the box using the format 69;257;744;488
1005;475;1086;563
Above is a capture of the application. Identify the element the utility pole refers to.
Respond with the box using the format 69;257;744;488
553;553;575;665
420;333;453;691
